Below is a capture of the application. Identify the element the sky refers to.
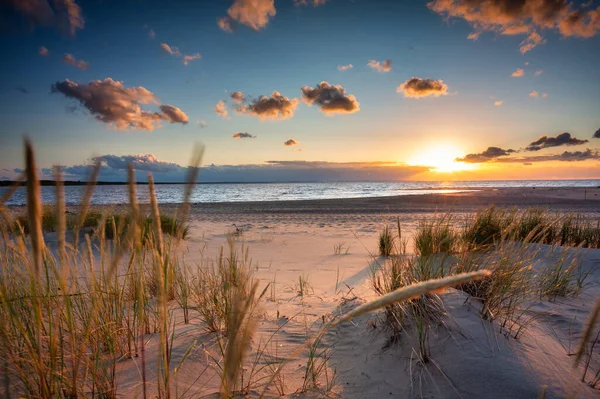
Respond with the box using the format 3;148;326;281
0;0;599;182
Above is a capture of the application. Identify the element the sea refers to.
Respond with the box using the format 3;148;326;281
2;180;600;206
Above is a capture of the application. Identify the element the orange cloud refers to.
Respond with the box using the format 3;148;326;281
222;0;276;31
183;53;201;66
39;46;49;56
233;132;255;139
284;138;299;146
428;0;600;52
511;68;525;77
214;101;228;118
161;43;181;56
338;64;353;71
301;81;360;114
51;78;188;131
231;91;246;103
63;53;88;70
367;59;392;72
238;91;298;120
396;77;448;98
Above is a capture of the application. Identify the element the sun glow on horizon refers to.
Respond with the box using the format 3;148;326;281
408;145;476;173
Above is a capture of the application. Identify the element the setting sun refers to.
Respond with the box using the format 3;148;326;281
408;145;476;173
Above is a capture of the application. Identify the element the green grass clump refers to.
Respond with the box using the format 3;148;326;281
378;225;394;257
414;215;457;258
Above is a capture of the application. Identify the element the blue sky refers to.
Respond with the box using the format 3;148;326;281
0;0;599;182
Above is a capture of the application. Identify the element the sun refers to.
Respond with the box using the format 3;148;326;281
408;144;476;173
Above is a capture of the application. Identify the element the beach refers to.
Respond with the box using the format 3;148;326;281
139;186;600;398
5;186;600;398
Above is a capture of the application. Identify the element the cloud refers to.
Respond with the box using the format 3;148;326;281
511;68;525;77
467;31;482;39
15;86;29;94
520;30;546;53
45;157;431;183
525;132;588;151
428;0;600;52
233;132;255;139
218;16;234;32
338;64;353;71
396;77;449;98
529;90;539;98
63;53;88;70
148;29;156;39
161;43;181;56
197;120;208;128
284;138;299;146
159;105;189;124
221;0;276;31
231;91;246;103
183;53;201;66
301;81;360;115
494;100;503;106
594;128;600;139
39;46;49;56
4;0;84;35
51;78;188;131
161;43;200;65
367;59;392;72
294;0;327;6
238;92;299;120
542;92;548;98
213;100;228;118
535;69;543;76
497;149;600;163
456;146;516;163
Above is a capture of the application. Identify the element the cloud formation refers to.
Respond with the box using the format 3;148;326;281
525;132;588;151
338;64;353;71
396;77;449;98
512;68;524;77
456;146;516;163
161;43;181;56
39;46;49;56
63;53;88;70
39;157;430;183
367;59;392;72
594;128;600;139
238;92;299;120
284;138;299;146
5;0;84;35
497;149;600;163
218;17;234;32
529;90;539;97
221;0;276;31
183;53;201;66
231;91;246;103
214;101;228;118
520;30;546;53
535;69;543;76
159;105;189;124
233;132;255;139
494;100;503;106
51;78;188;131
428;0;600;52
301;81;360;115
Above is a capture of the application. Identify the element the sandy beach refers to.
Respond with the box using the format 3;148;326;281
122;186;599;398
4;186;600;398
